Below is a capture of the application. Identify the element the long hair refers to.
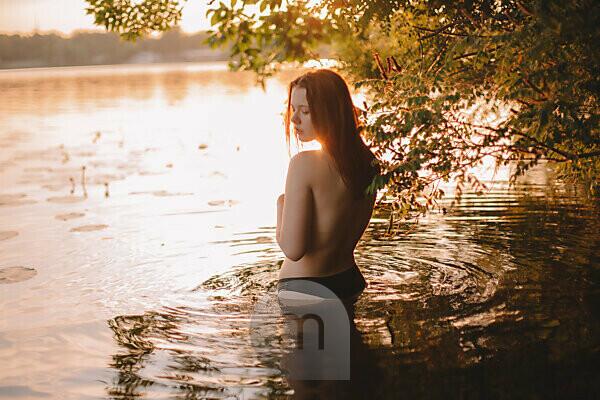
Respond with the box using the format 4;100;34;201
285;69;379;199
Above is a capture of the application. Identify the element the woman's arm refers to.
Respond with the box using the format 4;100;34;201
276;152;313;261
276;194;284;243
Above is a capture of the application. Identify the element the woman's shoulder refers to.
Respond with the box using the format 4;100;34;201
290;149;322;161
288;150;330;186
289;150;326;170
287;151;318;185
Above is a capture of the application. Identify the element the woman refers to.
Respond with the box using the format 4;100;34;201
276;69;380;301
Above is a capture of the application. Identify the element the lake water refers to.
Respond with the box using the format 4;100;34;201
0;63;598;399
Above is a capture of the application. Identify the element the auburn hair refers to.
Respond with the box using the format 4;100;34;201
285;69;380;199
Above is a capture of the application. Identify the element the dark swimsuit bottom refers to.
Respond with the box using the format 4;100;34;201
277;265;367;300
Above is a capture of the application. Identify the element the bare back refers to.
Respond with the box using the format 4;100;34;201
278;150;376;279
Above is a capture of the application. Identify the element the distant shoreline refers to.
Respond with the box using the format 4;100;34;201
0;29;229;71
0;60;231;75
0;58;230;72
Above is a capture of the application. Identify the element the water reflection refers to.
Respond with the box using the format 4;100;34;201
106;291;288;398
0;64;598;398
0;63;299;117
278;297;382;399
0;63;298;398
107;269;385;399
103;181;599;398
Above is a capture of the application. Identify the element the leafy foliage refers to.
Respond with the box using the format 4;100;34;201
85;0;183;40
85;0;600;217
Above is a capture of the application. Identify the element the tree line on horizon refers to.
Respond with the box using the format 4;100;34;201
0;28;228;69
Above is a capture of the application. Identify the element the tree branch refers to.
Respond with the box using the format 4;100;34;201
572;150;600;159
516;1;534;17
466;123;600;161
522;77;548;100
452;51;478;61
413;23;455;36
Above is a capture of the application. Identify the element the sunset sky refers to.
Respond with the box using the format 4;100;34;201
0;0;212;35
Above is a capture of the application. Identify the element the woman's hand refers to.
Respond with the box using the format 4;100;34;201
277;194;285;205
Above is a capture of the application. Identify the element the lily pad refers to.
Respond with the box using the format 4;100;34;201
55;212;85;221
0;267;37;284
0;231;18;241
70;224;108;232
0;194;36;207
47;196;86;204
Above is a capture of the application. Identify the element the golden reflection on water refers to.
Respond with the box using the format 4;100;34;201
0;63;306;397
0;63;598;399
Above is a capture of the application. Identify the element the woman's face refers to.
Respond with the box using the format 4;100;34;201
290;86;317;142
